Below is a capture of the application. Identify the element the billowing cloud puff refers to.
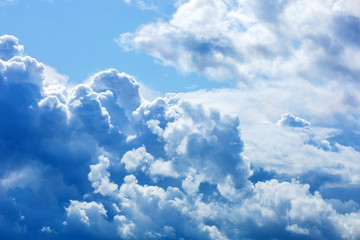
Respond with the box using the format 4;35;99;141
120;146;154;171
88;156;118;196
183;86;360;198
277;113;311;128
1;34;360;240
0;35;24;61
89;69;141;116
118;0;360;82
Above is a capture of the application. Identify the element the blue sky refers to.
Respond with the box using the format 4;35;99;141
1;0;360;239
0;0;228;94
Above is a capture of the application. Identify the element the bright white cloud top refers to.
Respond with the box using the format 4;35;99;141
119;0;360;82
0;0;360;239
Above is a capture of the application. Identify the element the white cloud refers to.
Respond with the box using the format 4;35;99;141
0;167;42;195
65;200;107;226
286;224;310;235
121;146;154;171
148;159;179;178
114;215;135;238
0;56;45;85
180;78;360;187
0;35;24;60
202;225;228;240
135;95;253;194
89;69;141;116
68;84;113;135
277;113;311;128
333;0;360;18
1;34;360;240
40;226;53;233
182;78;360;129
118;0;360;83
88;155;118;196
335;212;360;240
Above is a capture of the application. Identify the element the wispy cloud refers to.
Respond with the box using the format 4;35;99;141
122;0;162;11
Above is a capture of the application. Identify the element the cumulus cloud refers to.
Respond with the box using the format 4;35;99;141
65;200;107;226
148;159;179;178
0;35;24;61
183;85;360;195
89;69;141;117
1;34;360;240
88;155;118;196
277;113;311;128
118;0;360;82
121;146;154;171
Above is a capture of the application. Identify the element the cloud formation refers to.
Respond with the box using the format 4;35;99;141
1;35;360;239
118;0;360;82
183;83;360;198
0;35;24;61
277;113;311;128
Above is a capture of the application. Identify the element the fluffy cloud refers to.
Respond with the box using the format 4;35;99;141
118;0;360;82
88;155;118;196
183;83;360;198
277;113;311;128
65;200;107;226
0;35;24;61
89;69;141;117
1;34;360;240
121;146;154;171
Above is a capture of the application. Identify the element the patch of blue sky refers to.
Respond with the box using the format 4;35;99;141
0;0;227;94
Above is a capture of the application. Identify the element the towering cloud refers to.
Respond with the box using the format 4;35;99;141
1;35;360;239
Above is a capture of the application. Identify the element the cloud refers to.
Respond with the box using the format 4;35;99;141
0;35;24;61
118;0;360;82
88;155;118;196
65;200;107;226
121;146;154;172
1;34;360;240
89;69;141;117
286;224;310;235
183;85;360;192
40;226;54;233
277;113;311;128
148;159;179;178
183;78;360;138
122;0;162;11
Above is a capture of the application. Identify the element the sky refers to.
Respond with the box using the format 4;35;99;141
0;0;228;94
0;0;360;239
